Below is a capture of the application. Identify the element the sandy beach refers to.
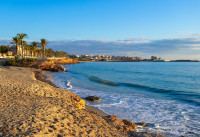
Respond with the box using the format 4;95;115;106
0;66;164;137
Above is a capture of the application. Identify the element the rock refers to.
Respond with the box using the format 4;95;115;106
31;61;66;72
1;126;7;133
48;59;79;65
85;96;102;102
127;131;165;137
106;115;117;121
122;119;137;129
104;116;138;132
117;125;134;132
71;94;86;109
104;115;124;125
136;122;147;127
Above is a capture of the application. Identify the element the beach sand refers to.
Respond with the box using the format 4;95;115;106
0;67;128;136
0;66;164;137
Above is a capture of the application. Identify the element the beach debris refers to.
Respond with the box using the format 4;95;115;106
85;96;102;102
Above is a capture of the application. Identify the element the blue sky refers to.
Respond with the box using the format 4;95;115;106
0;0;200;59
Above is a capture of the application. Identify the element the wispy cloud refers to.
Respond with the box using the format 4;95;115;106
46;35;200;59
1;35;200;59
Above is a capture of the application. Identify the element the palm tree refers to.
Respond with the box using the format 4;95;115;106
22;41;28;57
40;38;48;59
17;33;28;58
47;48;54;57
24;44;31;57
10;36;21;57
36;49;42;57
31;41;38;57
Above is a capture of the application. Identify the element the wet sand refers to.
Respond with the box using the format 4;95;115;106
0;67;128;136
0;66;164;137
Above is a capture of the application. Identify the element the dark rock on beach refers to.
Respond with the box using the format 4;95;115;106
127;131;165;137
122;119;137;129
135;122;148;127
104;115;137;132
85;96;102;102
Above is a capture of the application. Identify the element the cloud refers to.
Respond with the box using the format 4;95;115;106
46;36;200;59
117;37;150;43
0;40;11;45
1;35;200;59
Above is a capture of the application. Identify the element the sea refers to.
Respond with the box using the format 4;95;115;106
48;62;200;137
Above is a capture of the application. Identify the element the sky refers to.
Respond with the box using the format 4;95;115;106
0;0;200;59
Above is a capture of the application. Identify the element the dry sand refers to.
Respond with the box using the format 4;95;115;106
0;67;127;137
0;66;164;137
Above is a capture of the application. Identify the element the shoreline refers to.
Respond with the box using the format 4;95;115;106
34;70;109;117
36;70;109;117
0;67;126;136
41;68;165;137
0;66;164;137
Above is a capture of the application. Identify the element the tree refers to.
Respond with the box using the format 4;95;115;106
17;33;28;58
31;41;38;57
24;44;31;57
47;48;54;57
10;36;21;56
36;49;42;57
40;38;48;59
0;46;8;54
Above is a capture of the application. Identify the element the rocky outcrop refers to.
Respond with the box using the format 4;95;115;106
30;59;79;72
85;96;102;102
31;61;66;72
71;94;86;109
104;115;137;132
136;122;147;127
122;119;137;129
48;58;79;65
127;131;165;137
3;58;79;72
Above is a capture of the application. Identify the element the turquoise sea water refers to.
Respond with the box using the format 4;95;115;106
49;62;200;137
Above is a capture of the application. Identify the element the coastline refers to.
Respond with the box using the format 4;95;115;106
35;70;109;117
0;66;164;137
42;68;165;137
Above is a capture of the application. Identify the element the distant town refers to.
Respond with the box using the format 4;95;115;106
70;54;199;62
0;45;199;62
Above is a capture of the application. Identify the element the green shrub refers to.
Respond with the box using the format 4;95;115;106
4;59;17;66
14;56;19;60
4;58;38;67
26;58;38;62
